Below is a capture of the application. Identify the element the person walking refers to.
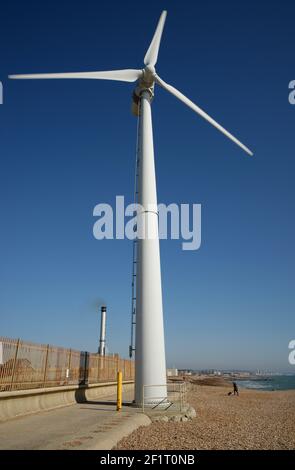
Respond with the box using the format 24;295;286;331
233;382;239;396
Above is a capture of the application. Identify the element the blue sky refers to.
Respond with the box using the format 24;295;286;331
0;0;294;372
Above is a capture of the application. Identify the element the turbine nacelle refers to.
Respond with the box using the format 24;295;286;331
131;67;156;116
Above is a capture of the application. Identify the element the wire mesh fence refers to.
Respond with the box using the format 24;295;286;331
0;337;134;392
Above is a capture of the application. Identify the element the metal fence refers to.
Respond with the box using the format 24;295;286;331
0;337;134;392
142;382;187;412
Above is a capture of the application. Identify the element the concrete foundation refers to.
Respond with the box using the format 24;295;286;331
144;404;197;422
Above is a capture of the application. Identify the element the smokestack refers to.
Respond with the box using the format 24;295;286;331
98;305;106;356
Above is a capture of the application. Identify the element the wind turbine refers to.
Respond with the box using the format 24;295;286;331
9;10;253;406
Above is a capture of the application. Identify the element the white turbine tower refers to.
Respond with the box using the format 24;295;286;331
9;10;253;406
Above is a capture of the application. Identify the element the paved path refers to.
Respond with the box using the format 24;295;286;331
0;391;150;450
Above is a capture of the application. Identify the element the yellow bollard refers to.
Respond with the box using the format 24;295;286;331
117;370;122;411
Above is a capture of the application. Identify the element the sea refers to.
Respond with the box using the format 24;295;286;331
236;375;295;391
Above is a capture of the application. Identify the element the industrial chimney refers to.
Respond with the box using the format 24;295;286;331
98;305;107;356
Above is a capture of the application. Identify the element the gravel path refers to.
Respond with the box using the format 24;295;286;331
116;385;295;450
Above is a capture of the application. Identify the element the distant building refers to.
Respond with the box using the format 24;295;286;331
178;369;192;376
200;369;215;375
167;368;178;377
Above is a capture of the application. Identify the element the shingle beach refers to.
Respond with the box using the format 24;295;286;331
116;382;295;450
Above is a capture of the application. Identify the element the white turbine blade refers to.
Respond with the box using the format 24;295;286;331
9;69;143;83
155;75;253;156
144;10;167;67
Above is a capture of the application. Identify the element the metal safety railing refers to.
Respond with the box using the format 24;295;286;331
142;382;187;413
0;336;134;392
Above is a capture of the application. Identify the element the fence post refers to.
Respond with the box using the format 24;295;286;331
10;338;20;391
43;344;50;387
116;354;119;380
67;348;72;384
84;351;88;385
96;355;100;383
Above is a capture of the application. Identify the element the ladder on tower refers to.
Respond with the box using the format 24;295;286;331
129;109;140;358
129;235;138;358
